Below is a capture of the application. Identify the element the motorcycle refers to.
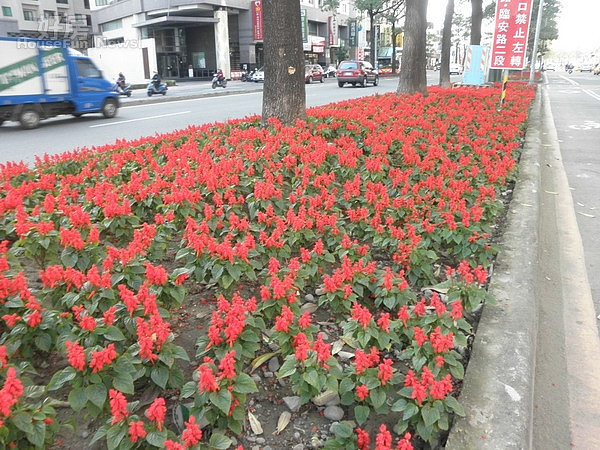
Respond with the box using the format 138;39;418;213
212;72;227;89
113;82;132;97
241;69;257;82
147;80;168;96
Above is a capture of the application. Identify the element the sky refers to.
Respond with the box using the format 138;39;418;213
426;0;600;56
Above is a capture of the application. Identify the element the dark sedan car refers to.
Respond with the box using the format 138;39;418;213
336;60;379;87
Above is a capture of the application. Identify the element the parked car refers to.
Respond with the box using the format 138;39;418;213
449;62;463;75
580;63;594;72
543;63;556;71
305;65;324;84
336;60;379;87
250;67;264;82
324;65;337;78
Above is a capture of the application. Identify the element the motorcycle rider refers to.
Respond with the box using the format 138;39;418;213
151;71;161;90
216;69;225;84
116;72;126;93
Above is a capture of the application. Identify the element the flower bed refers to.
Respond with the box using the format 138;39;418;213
0;84;534;449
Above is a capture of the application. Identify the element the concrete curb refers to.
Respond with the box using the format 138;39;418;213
445;89;542;449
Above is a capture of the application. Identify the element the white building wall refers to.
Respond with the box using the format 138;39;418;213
88;38;157;84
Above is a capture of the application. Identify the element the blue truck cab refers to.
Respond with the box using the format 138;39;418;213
0;37;119;129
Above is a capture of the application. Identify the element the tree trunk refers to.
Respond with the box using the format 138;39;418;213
440;0;454;88
262;0;306;126
397;0;428;95
369;10;376;67
470;0;482;45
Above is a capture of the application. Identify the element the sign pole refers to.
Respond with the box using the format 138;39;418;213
529;0;544;85
499;69;508;110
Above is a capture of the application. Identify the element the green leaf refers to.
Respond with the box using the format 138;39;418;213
28;419;46;447
303;369;320;388
209;432;233;450
11;412;34;434
421;404;441;427
181;381;197;399
227;263;242;281
106;424;128;450
354;405;370;425
34;332;52;352
233;373;258;394
151;366;170;389
370;389;387;409
68;387;87;411
146;430;168;447
444;395;465;417
86;383;108;409
331;421;354;439
339;377;355;395
113;371;135;395
277;356;298;378
47;366;77;391
103;326;126;342
209;389;232;415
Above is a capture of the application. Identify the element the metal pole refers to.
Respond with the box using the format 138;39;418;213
499;69;508;110
529;0;544;85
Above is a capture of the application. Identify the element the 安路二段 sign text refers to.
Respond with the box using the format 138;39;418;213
490;0;533;70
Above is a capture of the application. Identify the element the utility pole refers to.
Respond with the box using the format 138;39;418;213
529;0;544;85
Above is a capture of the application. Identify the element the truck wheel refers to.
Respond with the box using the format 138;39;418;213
19;108;41;129
102;99;118;118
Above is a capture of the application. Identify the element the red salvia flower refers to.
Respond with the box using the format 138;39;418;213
109;389;129;424
128;420;147;443
65;340;86;371
181;415;203;447
145;397;166;431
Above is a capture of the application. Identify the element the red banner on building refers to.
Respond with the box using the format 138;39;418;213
489;0;533;70
252;0;263;41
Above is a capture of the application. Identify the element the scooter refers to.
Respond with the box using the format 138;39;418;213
113;82;132;97
147;80;168;96
241;69;256;82
211;72;227;89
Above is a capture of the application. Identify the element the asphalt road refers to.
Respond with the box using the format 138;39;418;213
0;71;461;166
544;70;600;321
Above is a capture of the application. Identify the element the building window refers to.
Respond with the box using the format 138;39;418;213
2;6;12;17
83;0;90;8
23;9;37;21
56;0;68;4
100;18;122;32
95;0;108;6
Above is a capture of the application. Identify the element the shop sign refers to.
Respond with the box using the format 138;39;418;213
252;1;263;41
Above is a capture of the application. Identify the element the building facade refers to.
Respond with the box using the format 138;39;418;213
88;0;361;79
0;0;92;48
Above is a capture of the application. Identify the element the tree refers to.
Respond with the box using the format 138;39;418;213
353;0;394;66
469;0;483;44
321;0;340;12
528;0;560;58
261;0;306;126
397;0;428;95
440;0;454;88
381;1;406;73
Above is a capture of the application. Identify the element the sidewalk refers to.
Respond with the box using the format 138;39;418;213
446;80;600;448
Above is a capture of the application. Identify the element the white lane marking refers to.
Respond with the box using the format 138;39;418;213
121;92;261;110
559;75;579;86
583;89;600;102
89;111;191;128
568;120;600;131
